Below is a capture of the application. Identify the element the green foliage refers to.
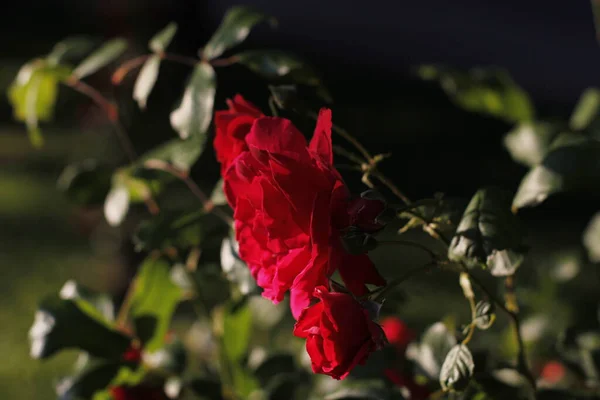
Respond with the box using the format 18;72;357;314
56;359;125;400
408;322;457;380
570;88;600;131
57;160;113;206
170;62;216;140
583;212;600;262
130;257;183;351
417;65;534;123
439;344;474;392
503;122;559;167
473;301;496;330
202;6;273;60
149;22;178;54
133;54;161;109
325;379;405;400
448;187;525;276
73;38;127;79
29;295;131;360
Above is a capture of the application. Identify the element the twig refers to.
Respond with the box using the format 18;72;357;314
143;159;233;226
116;277;138;329
112;54;151;85
459;272;477;345
161;53;199;67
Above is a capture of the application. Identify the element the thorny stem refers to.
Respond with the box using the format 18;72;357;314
143;159;233;226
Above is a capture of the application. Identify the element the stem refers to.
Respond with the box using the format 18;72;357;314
143;159;233;226
370;262;434;301
112;54;151;85
116;277;138;329
377;240;438;259
63;77;137;162
210;56;239;67
370;170;411;205
161;53;199;67
460;272;477;345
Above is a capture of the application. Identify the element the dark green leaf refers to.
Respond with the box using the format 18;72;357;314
56;361;123;400
476;369;535;400
7;61;71;147
57;160;112;206
130;257;183;351
325;379;405;400
134;209;227;252
263;372;310;400
149;22;178;53
418;65;534;123
570;88;600;131
474;301;496;330
236;50;330;100
408;322;457;379
512;135;600;209
202;6;272;60
47;36;95;66
584;212;600;262
143;338;187;375
59;280;115;322
170;62;216;140
188;378;224;400
398;196;466;237
503;122;559;167
133;54;160;109
28;295;131;360
440;344;474;392
73;38;127;79
210;179;228;207
221;236;257;295
449;187;524;276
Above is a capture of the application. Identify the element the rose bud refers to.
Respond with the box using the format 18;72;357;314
380;316;415;352
348;191;389;233
293;285;386;379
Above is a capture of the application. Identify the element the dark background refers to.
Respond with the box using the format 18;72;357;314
1;1;599;399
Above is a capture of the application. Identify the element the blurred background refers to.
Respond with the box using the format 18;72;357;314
1;1;600;398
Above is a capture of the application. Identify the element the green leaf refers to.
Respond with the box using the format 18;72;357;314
418;65;534;123
59;280;115;322
133;209;227;252
210;179;228;207
584;212;600;262
570;88;600;131
133;54;161;109
325;379;405;400
47;36;95;66
103;184;130;227
138;132;206;172
439;344;474;392
407;322;457;379
449;187;525;276
503;122;559;167
188;378;224;400
143;338;187;375
73;38;127;79
57;160;113;206
202;6;272;60
28;295;131;360
149;22;178;53
130;257;183;351
170;62;216;140
398;195;466;237
235;50;330;100
7;61;71;147
512;135;600;209
474;300;496;330
56;361;123;400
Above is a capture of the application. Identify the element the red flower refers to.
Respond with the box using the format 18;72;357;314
293;286;386;379
109;386;168;400
213;95;263;174
380;317;415;352
541;360;566;384
223;108;385;318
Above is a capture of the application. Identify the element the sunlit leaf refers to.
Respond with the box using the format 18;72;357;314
503;122;559;167
7;61;71;147
170;62;216;140
73;38;127;79
133;54;160;109
512;134;600;209
59;280;115;322
584;213;600;262
202;6;272;60
138;133;206;172
418;65;534;123
449;187;524;275
130;257;183;351
149;22;178;53
104;184;130;227
407;322;457;379
142;338;187;375
474;301;496;330
570;88;600;131
210;179;228;207
28;295;131;360
57;160;112;206
440;344;474;392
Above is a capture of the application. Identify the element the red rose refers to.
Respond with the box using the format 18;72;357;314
213;95;263;174
380;316;415;351
293;286;386;379
109;385;168;400
223;109;385;318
